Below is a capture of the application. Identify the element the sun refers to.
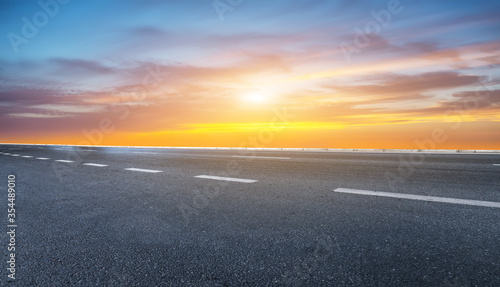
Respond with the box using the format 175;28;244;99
241;91;267;104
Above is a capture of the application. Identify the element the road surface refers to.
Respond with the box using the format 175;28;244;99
1;144;499;286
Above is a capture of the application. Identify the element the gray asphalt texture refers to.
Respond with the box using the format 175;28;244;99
0;144;499;286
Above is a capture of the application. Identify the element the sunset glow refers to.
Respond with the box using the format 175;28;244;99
1;0;499;149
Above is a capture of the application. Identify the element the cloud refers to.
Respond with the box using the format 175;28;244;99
325;71;482;104
48;58;116;75
0;88;66;106
403;41;463;63
444;89;500;109
32;104;105;114
6;113;66;119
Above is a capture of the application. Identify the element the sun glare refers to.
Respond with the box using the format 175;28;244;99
241;91;267;104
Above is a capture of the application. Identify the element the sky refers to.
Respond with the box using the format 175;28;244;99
1;0;499;149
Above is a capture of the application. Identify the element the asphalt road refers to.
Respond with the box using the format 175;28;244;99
0;144;499;286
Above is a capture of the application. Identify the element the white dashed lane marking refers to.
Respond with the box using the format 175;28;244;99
494;164;500;166
55;160;75;163
36;157;50;160
231;155;291;160
124;168;162;173
83;163;108;167
194;175;258;183
334;188;500;209
21;156;33;158
11;154;20;157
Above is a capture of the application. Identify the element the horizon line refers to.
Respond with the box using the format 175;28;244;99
0;143;499;154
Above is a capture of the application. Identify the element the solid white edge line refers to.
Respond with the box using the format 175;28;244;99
55;160;75;163
124;168;162;173
36;157;50;160
194;175;258;183
333;188;500;209
83;163;108;167
232;155;291;160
